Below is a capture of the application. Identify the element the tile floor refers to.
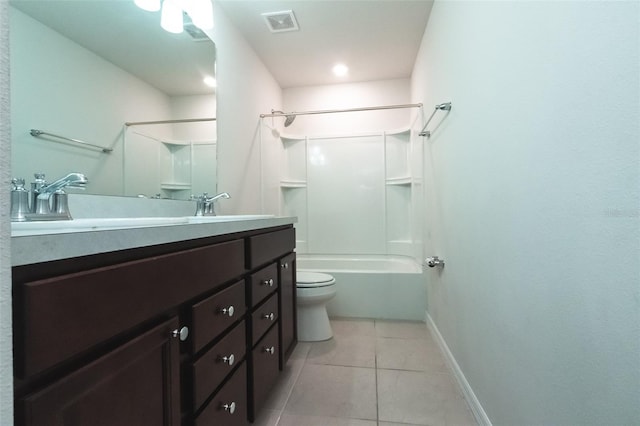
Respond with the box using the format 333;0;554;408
253;318;477;426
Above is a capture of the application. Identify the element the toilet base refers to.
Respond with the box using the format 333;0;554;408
297;303;333;342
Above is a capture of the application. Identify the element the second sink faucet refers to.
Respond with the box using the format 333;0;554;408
195;192;230;216
35;172;88;216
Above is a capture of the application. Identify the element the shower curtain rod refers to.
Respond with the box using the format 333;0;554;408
124;117;216;126
259;103;422;119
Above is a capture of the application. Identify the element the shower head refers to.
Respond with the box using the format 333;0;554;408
284;114;296;127
272;110;296;127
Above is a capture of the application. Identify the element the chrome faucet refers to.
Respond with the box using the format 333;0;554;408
195;192;230;216
34;172;88;218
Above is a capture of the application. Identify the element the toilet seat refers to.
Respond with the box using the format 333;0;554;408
297;271;335;288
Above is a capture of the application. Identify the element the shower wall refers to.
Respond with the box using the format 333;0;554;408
262;79;423;261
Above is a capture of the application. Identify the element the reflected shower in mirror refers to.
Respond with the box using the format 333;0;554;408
9;0;217;199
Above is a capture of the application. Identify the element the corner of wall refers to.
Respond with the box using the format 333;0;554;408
0;0;14;421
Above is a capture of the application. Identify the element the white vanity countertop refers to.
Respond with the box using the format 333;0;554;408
11;216;297;266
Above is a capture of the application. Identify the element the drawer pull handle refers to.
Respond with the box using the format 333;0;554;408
262;312;275;321
282;262;289;269
222;354;235;366
263;346;275;355
171;326;189;341
222;402;236;414
262;278;274;287
219;306;235;317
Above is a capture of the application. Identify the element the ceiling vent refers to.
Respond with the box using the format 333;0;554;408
262;10;299;33
183;13;211;42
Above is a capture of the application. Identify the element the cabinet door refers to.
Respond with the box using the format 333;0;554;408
279;253;297;368
21;318;181;426
249;325;280;422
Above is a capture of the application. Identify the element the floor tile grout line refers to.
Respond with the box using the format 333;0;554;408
273;344;312;426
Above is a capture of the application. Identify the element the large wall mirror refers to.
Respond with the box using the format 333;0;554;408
10;0;217;200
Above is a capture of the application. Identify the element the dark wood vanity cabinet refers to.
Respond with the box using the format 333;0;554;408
246;227;297;422
12;224;296;426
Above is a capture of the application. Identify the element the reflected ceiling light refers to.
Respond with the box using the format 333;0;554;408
135;0;214;33
134;0;160;12
187;0;214;30
332;63;349;77
203;76;217;88
160;0;183;33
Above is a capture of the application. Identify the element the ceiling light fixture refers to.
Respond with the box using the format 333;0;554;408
160;0;183;33
135;0;214;34
332;63;349;77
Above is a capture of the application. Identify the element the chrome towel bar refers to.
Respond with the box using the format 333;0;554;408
30;129;113;153
419;102;452;137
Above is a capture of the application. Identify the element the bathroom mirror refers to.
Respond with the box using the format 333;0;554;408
9;0;217;199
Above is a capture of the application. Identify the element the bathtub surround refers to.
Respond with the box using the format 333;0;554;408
413;1;640;425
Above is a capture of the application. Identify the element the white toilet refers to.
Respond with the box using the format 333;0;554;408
296;271;337;342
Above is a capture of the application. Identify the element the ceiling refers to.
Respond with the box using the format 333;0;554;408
10;1;433;93
217;0;434;88
10;0;216;96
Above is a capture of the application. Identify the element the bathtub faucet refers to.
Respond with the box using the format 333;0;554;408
195;192;230;216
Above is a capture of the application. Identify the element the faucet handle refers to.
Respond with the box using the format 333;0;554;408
12;178;26;190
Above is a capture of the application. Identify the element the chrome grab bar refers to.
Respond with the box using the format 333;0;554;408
419;102;452;137
30;129;113;153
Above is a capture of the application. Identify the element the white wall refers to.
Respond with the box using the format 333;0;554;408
283;79;412;135
210;2;282;214
0;1;13;422
170;94;217;142
413;1;640;425
10;7;173;196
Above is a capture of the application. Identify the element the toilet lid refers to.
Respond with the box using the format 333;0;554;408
297;271;335;288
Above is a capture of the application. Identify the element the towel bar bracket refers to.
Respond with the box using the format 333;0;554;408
419;102;452;137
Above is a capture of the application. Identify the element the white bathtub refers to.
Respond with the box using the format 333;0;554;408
296;254;425;321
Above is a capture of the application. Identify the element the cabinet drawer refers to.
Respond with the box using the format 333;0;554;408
192;321;246;411
191;280;246;354
251;293;279;346
248;227;295;268
249;263;278;306
18;240;245;378
250;325;280;421
196;363;248;426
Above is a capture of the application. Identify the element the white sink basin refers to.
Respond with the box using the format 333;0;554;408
187;214;275;223
11;215;277;236
11;217;190;235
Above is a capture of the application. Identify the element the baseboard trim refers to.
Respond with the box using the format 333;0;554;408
425;311;492;426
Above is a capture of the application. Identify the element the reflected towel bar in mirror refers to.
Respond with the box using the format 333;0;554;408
29;129;113;153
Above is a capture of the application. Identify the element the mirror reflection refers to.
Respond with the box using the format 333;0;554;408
9;0;217;200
